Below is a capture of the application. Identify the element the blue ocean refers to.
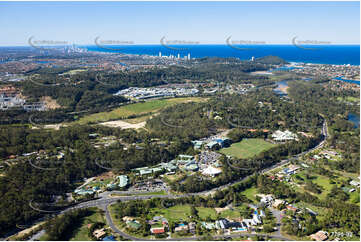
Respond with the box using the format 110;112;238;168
84;44;360;66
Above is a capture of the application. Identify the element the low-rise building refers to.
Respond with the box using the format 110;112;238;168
201;222;216;230
272;130;298;141
259;194;274;205
202;166;222;177
273;199;285;208
175;223;189;232
150;227;165;234
93;228;106;239
206;141;220;150
117;175;128;188
350;180;360;187
286;204;298;212
191;140;203;149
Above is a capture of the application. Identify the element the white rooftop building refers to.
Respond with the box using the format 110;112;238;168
202;166;222;177
272;130;298;141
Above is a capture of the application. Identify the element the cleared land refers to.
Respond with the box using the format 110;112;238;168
76;97;207;125
220;138;277;159
241;186;258;202
146;204;244;221
62;69;87;75
100;120;146;129
40;208;106;241
69;208;106;241
336;96;360;103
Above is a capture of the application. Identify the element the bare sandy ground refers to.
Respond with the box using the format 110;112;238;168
43;124;65;130
215;207;230;213
100;120;146;129
36;120;144;130
250;71;273;75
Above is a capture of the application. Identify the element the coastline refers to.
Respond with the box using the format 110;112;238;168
82;44;360;66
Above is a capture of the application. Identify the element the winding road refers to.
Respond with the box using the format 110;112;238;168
10;120;328;241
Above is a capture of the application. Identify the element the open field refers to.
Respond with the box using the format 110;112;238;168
293;169;349;199
69;208;106;241
241;186;258;202
40;208;105;241
220;138;277;159
337;96;360;103
76;97;207;125
149;205;217;221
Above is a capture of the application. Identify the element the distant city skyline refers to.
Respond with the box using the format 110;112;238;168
0;1;359;46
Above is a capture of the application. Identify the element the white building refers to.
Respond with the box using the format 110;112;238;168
272;130;298;141
202;166;222;177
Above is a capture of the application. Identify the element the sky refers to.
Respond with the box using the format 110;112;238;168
0;1;360;46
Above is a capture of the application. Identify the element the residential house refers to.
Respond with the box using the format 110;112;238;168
150;227;165;234
215;219;229;230
93;228;106;239
252;211;262;224
175;223;189;233
201;222;216;230
188;222;196;233
272;199;285;208
286;204;298;212
259;194;274;205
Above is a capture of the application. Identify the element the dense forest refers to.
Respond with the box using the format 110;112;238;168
147;90;323;142
0;125;189;236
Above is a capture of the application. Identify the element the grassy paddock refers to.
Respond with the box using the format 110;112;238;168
69;208;106;241
241;186;258;202
76;97;207;124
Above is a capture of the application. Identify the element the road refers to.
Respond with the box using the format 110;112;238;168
12;119;328;241
96;119;327;241
101;201;292;241
269;207;283;237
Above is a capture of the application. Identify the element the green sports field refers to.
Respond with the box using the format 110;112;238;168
220;138;277;159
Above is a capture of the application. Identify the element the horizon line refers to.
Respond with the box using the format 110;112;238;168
0;43;360;47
